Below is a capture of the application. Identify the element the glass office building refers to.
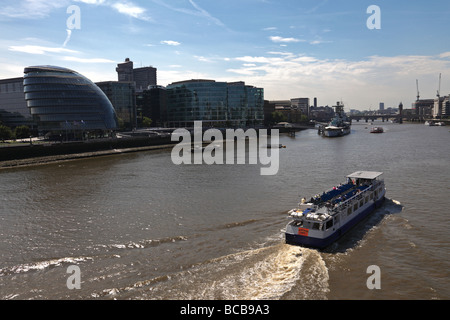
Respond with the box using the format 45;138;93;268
23;66;118;136
0;77;35;129
96;81;136;130
166;79;264;127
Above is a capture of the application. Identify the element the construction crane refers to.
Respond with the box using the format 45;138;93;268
437;73;441;98
416;79;420;101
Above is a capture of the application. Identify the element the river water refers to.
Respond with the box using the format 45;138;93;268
0;122;449;300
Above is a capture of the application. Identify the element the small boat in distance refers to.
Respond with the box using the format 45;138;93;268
285;171;386;249
264;143;286;148
370;126;384;133
425;121;445;126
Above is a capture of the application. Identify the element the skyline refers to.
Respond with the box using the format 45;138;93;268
1;0;450;110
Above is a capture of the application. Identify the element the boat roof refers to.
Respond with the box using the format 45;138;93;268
347;171;383;180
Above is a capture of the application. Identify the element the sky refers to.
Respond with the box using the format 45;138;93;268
1;0;450;110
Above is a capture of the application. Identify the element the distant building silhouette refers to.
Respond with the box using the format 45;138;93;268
0;77;34;129
116;58;157;92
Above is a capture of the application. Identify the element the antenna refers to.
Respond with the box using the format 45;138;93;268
416;79;420;101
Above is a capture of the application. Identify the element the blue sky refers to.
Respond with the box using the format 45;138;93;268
1;0;450;110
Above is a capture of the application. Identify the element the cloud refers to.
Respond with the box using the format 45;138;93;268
194;55;213;63
0;0;150;21
74;0;105;4
235;56;281;64
269;36;304;43
161;40;181;46
0;0;68;19
226;68;258;76
305;0;329;14
152;0;227;28
225;52;450;108
309;40;332;45
188;0;225;27
9;45;79;55
61;56;115;63
111;2;150;21
8;43;113;65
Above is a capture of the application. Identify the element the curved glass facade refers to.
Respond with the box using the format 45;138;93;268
23;66;118;134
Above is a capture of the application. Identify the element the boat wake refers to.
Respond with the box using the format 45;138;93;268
0;256;95;277
93;243;329;300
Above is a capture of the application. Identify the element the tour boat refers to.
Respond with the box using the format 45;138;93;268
285;171;386;249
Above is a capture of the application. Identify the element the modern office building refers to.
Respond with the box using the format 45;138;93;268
96;81;136;130
134;66;157;92
413;99;434;118
136;85;168;127
116;58;157;92
291;98;310;116
165;79;264;127
442;95;450;117
23;65;118;137
433;96;445;118
0;77;34;128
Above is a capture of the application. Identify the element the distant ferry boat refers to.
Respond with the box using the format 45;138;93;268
318;101;351;137
285;171;386;249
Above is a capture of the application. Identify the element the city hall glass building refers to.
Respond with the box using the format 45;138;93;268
23;66;118;136
166;80;264;127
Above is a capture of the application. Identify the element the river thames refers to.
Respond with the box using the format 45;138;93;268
0;122;449;300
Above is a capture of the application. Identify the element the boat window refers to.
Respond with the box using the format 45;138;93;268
312;223;321;230
347;207;352;215
354;203;358;211
326;219;333;230
293;221;303;227
360;199;364;207
365;196;369;203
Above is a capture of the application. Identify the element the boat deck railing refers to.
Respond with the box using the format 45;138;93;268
326;180;383;214
292;179;384;222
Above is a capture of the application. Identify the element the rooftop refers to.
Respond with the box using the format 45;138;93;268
347;171;383;180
